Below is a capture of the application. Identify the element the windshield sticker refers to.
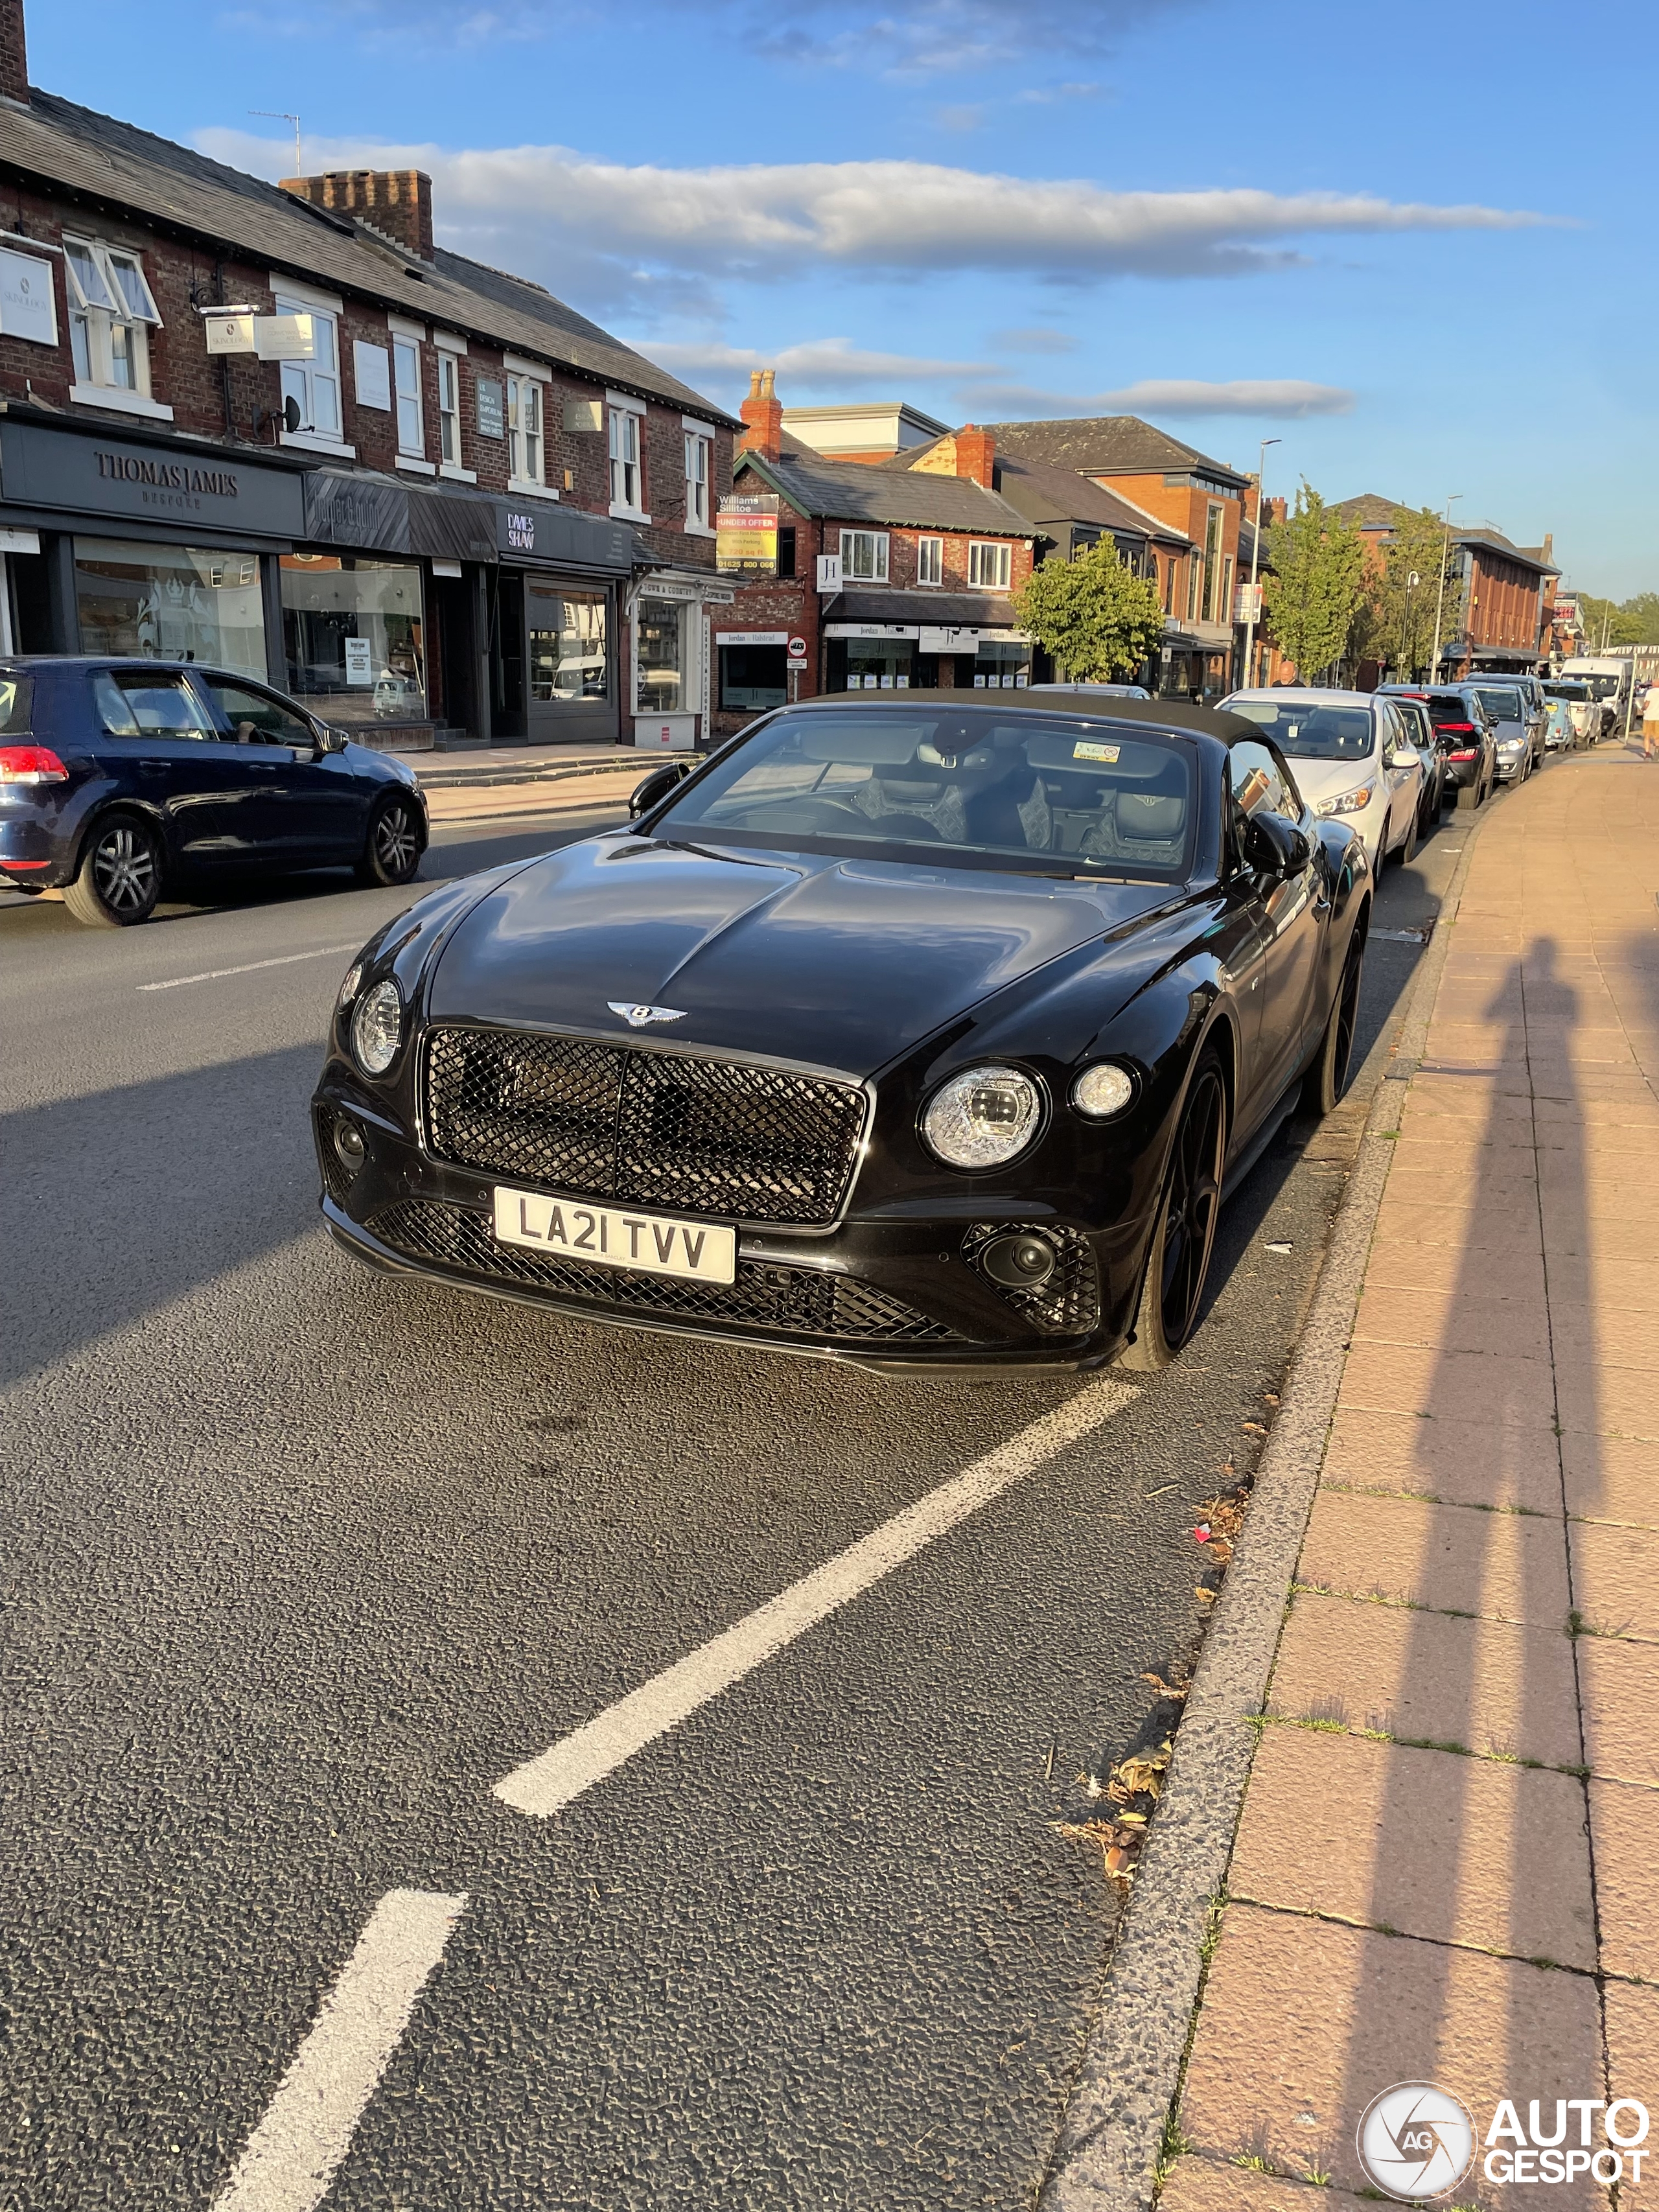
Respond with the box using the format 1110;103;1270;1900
1073;741;1120;763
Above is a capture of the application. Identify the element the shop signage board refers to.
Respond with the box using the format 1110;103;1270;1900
0;419;305;537
824;623;920;640
254;313;316;362
476;378;505;441
204;312;255;355
918;625;980;654
0;248;58;347
717;631;789;646
716;494;781;577
816;554;842;593
1233;581;1263;623
344;638;374;684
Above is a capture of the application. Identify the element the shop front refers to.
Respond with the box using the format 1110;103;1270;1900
0;414;306;673
822;594;1032;694
491;497;635;747
629;570;734;749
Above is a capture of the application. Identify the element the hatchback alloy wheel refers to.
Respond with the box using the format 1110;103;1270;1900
64;815;163;927
358;795;423;887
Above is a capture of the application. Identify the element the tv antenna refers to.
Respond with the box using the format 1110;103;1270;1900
251;111;303;175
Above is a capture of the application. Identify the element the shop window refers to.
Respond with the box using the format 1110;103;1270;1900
508;375;544;485
438;353;462;465
844;642;911;690
275;293;342;440
968;541;1012;590
973;640;1029;689
609;405;644;513
64;237;161;396
917;537;943;586
1185;549;1200;624
1200;502;1224;623
719;644;787;713
776;526;797;581
280;555;426;724
528;588;609;703
684;432;712;530
393;337;423;457
839;530;888;583
74;539;265;677
636;598;686;714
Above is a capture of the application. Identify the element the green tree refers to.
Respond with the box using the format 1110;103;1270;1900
1260;483;1367;682
1579;592;1647;647
1355;506;1465;679
1012;539;1165;681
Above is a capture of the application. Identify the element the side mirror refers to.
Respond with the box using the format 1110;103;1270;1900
630;760;693;819
1387;747;1418;769
315;724;348;754
1243;809;1310;877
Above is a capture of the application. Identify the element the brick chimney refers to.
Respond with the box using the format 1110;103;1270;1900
281;170;435;262
1264;495;1288;527
739;369;783;462
0;0;29;104
953;425;994;487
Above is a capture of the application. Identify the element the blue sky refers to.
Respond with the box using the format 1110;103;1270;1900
31;0;1654;592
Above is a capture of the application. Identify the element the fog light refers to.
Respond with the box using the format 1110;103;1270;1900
980;1231;1057;1290
333;1119;367;1173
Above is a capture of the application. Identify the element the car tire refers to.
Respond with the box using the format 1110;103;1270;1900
1395;806;1419;866
1303;916;1366;1118
62;813;163;927
1457;778;1479;811
356;794;424;887
1119;1045;1228;1373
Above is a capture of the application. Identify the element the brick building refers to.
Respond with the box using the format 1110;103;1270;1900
710;377;1034;737
1336;495;1555;682
0;0;737;747
984;416;1252;699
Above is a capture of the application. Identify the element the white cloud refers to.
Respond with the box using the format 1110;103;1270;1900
647;337;997;386
199;130;1552;286
966;377;1356;419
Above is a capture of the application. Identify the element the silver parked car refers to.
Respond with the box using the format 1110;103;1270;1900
1220;687;1425;872
1465;681;1538;784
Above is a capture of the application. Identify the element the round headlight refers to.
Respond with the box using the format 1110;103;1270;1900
921;1065;1043;1169
1071;1062;1135;1119
337;960;364;1010
351;979;402;1077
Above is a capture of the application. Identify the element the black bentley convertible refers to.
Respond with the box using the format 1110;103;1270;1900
312;695;1369;1373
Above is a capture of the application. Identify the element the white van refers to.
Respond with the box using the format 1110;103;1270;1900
1557;657;1629;734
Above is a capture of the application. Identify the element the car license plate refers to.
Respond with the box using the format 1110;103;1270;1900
492;1185;736;1285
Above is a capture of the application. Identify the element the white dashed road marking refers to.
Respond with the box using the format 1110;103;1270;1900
138;942;363;994
213;1888;468;2212
494;1378;1135;1818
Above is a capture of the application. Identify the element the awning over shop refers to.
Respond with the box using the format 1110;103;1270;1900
301;469;638;574
825;589;1017;630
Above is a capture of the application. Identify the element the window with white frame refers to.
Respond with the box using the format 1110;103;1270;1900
916;536;943;586
507;374;543;485
275;292;340;439
684;430;712;530
839;529;888;583
393;336;423;457
64;237;161;395
437;353;461;465
609;404;642;511
968;540;1012;590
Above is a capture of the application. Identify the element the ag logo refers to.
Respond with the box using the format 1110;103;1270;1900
1356;2082;1476;2200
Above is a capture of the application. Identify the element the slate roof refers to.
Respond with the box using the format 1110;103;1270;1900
1455;526;1555;576
1333;493;1408;530
1333;497;1557;576
985;415;1249;489
989;453;1190;547
826;590;1023;627
735;448;1032;535
0;88;736;425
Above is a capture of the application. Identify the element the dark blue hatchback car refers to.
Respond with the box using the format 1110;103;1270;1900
0;657;428;926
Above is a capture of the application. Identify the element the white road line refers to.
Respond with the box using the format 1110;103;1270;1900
495;1379;1134;1819
213;1888;468;2212
138;942;362;994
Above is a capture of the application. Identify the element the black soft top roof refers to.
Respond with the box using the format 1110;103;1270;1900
783;688;1260;747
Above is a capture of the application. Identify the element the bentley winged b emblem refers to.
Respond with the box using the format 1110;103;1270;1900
608;1001;687;1029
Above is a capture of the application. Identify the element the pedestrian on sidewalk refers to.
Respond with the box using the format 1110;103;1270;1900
1642;679;1659;759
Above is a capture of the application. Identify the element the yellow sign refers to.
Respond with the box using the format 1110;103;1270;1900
717;495;780;576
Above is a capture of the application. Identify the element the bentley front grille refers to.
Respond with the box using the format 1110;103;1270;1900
424;1026;867;1228
366;1198;960;1345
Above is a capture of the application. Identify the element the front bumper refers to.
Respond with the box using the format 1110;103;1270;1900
312;1091;1149;1373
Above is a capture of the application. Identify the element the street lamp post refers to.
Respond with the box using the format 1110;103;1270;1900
1241;437;1281;688
1429;494;1462;688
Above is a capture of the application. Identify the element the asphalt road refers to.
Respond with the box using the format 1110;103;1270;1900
0;778;1484;2211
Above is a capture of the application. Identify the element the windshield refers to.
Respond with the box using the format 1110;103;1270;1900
1229;701;1375;759
1566;673;1621;699
1472;686;1524;723
647;707;1198;879
1544;682;1590;701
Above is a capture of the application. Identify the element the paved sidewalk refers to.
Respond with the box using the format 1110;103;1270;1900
1159;750;1659;2211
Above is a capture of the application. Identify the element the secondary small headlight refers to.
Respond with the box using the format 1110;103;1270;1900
922;1064;1043;1169
337;960;364;1009
1315;786;1374;818
351;979;402;1076
1071;1062;1135;1119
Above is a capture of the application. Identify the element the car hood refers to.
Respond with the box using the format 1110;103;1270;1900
426;833;1177;1077
1280;754;1384;808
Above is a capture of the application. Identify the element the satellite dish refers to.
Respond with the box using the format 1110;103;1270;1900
283;394;303;434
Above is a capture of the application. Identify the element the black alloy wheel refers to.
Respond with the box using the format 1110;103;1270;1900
357;795;423;887
1304;918;1366;1118
1120;1049;1228;1372
63;814;163;927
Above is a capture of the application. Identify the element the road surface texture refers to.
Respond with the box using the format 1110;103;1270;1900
0;783;1484;2209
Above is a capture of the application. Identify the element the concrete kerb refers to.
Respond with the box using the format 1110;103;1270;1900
1037;815;1490;2212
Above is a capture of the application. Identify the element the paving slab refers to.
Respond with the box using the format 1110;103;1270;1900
1180;1908;1605;2206
1157;2158;1371;2210
1561;1433;1659;1528
1603;1978;1659;2108
1577;1635;1659;1787
1267;1590;1583;1767
1568;1520;1659;1640
1351;1283;1551;1358
1298;1489;1571;1627
1228;1727;1595;1968
1321;1407;1564;1514
1335;1342;1559;1432
1588;1777;1659;1981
